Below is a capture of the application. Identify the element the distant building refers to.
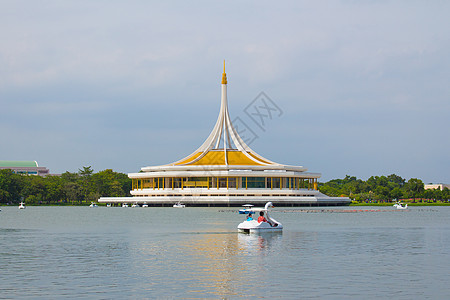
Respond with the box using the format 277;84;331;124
424;184;450;191
0;161;50;176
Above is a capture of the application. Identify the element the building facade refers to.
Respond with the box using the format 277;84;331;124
99;63;350;206
424;184;450;191
0;161;50;176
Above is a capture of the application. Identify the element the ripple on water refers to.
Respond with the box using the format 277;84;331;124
0;206;449;298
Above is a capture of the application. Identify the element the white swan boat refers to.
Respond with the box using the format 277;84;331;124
393;202;408;209
238;202;283;233
173;202;185;208
18;202;26;209
131;203;139;208
89;202;98;208
142;203;148;208
122;203;128;207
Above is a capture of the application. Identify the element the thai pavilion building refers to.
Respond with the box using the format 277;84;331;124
99;63;350;206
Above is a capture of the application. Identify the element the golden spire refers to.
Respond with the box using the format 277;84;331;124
221;60;227;84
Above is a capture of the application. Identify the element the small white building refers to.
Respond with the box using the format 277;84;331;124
424;184;450;191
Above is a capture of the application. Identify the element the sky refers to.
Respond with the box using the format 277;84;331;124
1;0;449;183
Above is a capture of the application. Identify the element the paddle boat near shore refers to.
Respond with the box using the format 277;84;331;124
18;202;26;209
173;201;185;208
393;202;408;209
239;204;254;214
238;202;283;234
89;202;98;208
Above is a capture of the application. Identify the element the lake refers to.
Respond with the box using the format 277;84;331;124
1;206;449;299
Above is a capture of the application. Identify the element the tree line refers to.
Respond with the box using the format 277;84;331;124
1;169;448;205
318;174;450;202
0;166;130;205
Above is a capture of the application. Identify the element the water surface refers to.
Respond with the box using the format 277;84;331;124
1;206;449;299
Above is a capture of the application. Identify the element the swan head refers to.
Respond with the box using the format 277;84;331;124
264;202;274;209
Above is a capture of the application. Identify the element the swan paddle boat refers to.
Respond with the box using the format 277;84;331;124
122;203;128;207
142;203;148;208
131;203;139;208
239;204;254;214
89;202;98;208
238;202;283;233
394;202;408;209
18;202;26;209
173;201;185;208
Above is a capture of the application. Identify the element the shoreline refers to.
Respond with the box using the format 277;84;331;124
2;202;450;207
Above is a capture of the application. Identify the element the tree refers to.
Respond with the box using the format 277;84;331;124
63;182;82;204
387;174;405;187
390;187;404;200
91;169;131;198
79;166;94;203
0;169;22;203
405;178;424;200
21;175;48;204
375;186;390;200
442;188;450;201
78;166;93;177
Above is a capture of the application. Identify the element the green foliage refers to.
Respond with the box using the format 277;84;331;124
1;168;447;205
319;174;446;203
0;167;131;205
0;169;23;203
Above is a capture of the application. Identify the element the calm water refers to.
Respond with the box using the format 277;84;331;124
1;206;449;299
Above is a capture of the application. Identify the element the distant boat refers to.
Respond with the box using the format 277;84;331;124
239;204;254;214
393;202;408;209
142;203;148;208
122;203;128;207
106;203;111;207
173;202;185;208
18;202;26;209
131;203;139;208
89;202;98;208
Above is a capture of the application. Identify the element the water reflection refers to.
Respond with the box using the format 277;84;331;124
180;232;244;297
174;231;283;298
238;232;283;254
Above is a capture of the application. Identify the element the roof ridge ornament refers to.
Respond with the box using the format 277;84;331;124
167;62;285;167
221;60;227;84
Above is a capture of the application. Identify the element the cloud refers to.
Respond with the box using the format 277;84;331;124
1;1;449;183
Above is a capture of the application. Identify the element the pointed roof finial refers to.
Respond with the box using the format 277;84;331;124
221;60;227;84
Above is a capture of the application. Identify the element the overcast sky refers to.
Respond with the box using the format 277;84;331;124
1;1;449;183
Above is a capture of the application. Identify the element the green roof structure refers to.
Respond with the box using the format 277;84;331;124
0;161;39;167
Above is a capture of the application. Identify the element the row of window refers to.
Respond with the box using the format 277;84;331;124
132;177;318;191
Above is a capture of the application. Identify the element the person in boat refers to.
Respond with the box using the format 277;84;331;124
257;211;267;223
247;213;253;221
